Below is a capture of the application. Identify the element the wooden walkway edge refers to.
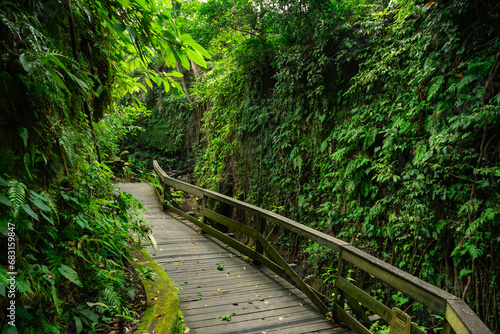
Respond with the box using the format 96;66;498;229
119;183;352;334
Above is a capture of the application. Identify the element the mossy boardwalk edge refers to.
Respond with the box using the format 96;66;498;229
131;246;181;334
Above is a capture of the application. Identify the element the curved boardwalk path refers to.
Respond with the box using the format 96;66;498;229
119;183;352;334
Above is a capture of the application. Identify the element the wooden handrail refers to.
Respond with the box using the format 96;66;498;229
153;160;491;334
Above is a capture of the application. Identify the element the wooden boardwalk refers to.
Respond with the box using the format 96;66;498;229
119;183;352;334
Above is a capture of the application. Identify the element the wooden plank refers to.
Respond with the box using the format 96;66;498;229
189;312;326;333
165;204;287;278
343;290;372;328
333;304;371;334
266;320;350;333
336;277;426;334
203;208;258;239
446;299;492;334
182;297;314;321
257;234;330;316
341;245;449;314
337;276;391;323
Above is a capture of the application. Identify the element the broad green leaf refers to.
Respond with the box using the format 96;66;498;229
116;0;129;8
112;23;126;32
0;193;12;207
51;285;62;316
178;53;190;70
145;77;153;89
166;71;183;78
0;177;9;186
0;281;5;297
186;48;207;69
67;73;89;93
21;203;39;221
59;264;83;287
78;309;98;323
46;68;70;93
19;53;38;75
184;39;211;59
29;194;51;212
126;25;138;39
163;80;171;94
74;316;83;334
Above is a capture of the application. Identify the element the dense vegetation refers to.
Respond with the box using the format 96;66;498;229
0;0;206;332
1;0;499;332
132;0;500;332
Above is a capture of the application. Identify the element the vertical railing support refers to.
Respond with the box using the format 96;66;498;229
255;216;265;256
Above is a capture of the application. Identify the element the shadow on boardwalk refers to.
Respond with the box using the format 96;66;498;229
119;183;352;334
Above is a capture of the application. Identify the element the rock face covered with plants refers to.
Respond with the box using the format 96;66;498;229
0;0;207;332
134;0;500;331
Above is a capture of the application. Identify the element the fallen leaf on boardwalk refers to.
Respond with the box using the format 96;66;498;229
278;317;283;321
236;275;240;278
197;292;202;296
183;327;190;333
151;296;158;300
218;288;221;292
299;303;303;306
184;281;188;284
191;243;196;245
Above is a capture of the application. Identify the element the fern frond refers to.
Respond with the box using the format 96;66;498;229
8;180;27;217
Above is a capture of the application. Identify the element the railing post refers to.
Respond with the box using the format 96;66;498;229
332;250;348;322
200;195;209;229
255;216;265;256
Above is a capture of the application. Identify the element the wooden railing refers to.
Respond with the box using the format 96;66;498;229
152;160;491;334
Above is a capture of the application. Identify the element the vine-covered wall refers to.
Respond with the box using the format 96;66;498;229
158;0;499;331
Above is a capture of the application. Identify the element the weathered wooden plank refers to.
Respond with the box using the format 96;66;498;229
182;297;314;321
333;303;371;334
180;287;308;309
202;207;258;239
341;245;449;314
446;298;491;334
266;320;351;333
165;204;287;276
336;277;426;334
188;312;326;333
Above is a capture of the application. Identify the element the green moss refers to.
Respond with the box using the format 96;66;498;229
131;247;181;334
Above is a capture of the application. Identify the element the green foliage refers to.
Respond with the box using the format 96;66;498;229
0;0;208;331
152;0;500;331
